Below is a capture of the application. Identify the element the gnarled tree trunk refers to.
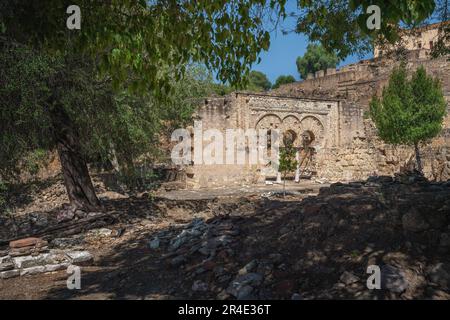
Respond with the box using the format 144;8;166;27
50;106;101;211
414;142;423;174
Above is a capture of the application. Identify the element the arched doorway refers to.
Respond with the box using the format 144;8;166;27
299;116;324;147
256;114;282;161
301;130;315;147
283;129;298;147
296;130;317;179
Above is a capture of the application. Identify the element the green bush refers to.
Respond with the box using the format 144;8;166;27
24;149;48;177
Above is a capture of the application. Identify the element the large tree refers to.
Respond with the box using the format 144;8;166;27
0;0;286;210
0;45;105;210
0;44;232;205
370;64;447;173
296;44;339;79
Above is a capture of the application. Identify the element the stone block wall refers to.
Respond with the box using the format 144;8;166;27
181;52;450;188
271;52;450;183
186;92;346;188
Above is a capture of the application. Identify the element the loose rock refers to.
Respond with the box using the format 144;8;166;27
340;271;360;285
66;251;94;265
381;265;409;293
192;280;208;292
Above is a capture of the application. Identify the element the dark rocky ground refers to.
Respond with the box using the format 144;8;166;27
1;173;450;300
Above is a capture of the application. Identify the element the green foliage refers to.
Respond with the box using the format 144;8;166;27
295;0;436;59
279;142;298;177
0;43;56;179
246;71;272;91
296;44;339;79
430;0;449;58
210;83;235;96
0;1;292;204
23;149;48;177
0;43;218;183
272;75;296;89
1;1;286;95
1;1;286;197
370;64;447;146
278;140;298;196
431;22;450;59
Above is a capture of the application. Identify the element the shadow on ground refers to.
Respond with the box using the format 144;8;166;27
7;174;450;300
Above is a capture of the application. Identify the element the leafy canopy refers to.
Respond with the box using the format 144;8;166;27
296;44;339;79
0;43;220;180
294;0;436;59
279;140;298;177
0;0;287;95
272;75;296;89
0;0;287;184
370;64;447;146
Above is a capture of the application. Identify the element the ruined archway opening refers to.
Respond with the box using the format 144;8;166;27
283;129;297;147
295;130;317;180
267;129;272;150
301;130;315;147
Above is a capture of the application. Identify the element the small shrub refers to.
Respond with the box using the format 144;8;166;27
24;149;48;177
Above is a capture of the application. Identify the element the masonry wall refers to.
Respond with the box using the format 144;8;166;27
183;50;450;188
274;52;450;182
374;22;446;58
188;93;345;188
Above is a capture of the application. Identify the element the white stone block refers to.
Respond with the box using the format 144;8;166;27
20;266;45;276
0;269;20;279
66;251;93;265
13;254;50;269
44;263;70;273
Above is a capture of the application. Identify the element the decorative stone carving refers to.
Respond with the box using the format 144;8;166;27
299;116;325;147
255;114;282;130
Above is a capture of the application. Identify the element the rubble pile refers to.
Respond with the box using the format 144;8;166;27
146;176;450;299
151;217;240;267
0;236;93;279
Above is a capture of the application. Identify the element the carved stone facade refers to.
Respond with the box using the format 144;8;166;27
184;94;343;188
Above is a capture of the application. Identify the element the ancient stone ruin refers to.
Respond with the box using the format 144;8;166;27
181;24;450;189
1;21;450;301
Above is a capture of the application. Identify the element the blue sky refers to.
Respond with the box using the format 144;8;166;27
254;1;373;83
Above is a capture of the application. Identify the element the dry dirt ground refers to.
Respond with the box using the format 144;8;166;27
1;175;450;300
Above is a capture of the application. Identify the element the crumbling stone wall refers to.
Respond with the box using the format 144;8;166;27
271;51;450;183
374;22;446;58
187;93;345;188
183;50;450;188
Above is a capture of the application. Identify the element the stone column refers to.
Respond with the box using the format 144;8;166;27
275;144;282;184
294;149;300;183
276;172;282;184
